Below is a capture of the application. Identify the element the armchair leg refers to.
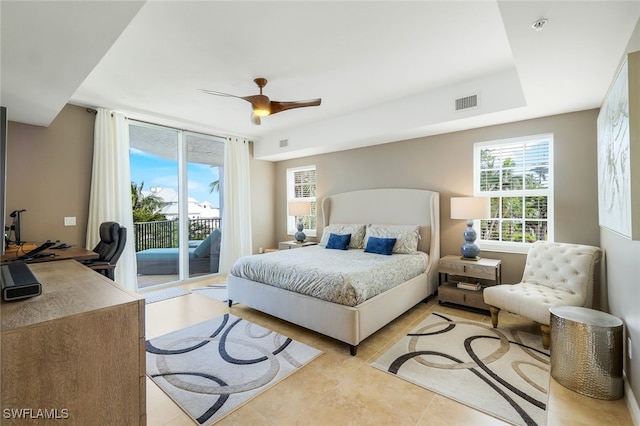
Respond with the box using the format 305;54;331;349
489;306;500;328
540;324;550;350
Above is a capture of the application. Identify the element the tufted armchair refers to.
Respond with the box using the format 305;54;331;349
483;241;602;349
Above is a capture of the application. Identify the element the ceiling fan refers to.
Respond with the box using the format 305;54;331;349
199;78;321;125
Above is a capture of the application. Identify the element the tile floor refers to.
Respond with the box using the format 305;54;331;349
143;277;633;425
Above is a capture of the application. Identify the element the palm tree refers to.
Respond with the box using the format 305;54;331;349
209;179;219;194
131;181;168;222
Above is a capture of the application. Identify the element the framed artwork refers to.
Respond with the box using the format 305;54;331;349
597;52;639;240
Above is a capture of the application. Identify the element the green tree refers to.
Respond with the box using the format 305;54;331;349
209;179;219;194
479;149;548;243
131;182;168;223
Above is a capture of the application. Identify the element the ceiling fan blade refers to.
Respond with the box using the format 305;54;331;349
250;113;261;125
270;99;322;115
198;89;247;100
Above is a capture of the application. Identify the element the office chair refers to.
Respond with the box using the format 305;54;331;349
84;222;127;280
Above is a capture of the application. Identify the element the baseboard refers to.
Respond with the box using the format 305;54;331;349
625;372;640;426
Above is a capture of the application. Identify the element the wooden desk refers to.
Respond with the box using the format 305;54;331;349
1;245;98;264
1;260;146;424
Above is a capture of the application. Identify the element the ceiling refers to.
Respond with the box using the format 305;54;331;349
2;1;639;161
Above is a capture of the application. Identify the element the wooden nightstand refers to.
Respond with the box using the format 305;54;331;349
437;255;502;311
278;241;318;250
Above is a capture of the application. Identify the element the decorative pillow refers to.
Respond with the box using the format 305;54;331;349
326;233;351;250
320;224;366;249
364;224;420;254
364;236;397;256
193;231;214;258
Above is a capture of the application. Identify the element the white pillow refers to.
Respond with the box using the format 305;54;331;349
364;224;420;254
320;224;367;249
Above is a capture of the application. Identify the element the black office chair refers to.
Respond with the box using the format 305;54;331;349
84;222;127;280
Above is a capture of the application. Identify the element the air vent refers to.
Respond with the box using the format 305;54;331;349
279;139;288;148
455;94;478;111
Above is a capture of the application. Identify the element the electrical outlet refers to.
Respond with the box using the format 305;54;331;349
629;337;633;359
64;217;76;227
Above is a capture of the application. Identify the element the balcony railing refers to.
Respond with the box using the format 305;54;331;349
133;218;221;252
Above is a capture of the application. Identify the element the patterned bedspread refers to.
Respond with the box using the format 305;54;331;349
230;245;429;306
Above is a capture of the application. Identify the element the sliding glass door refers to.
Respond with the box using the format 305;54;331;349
129;121;224;289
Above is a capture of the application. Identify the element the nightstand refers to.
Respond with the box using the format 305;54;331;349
437;255;502;311
278;241;318;250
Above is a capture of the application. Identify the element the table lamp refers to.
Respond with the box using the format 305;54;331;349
288;201;311;242
450;197;490;260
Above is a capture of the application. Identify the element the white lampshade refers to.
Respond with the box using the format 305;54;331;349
450;197;490;220
288;201;311;216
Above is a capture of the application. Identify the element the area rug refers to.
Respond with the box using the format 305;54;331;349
143;287;190;304
371;312;550;426
191;284;236;305
146;313;322;425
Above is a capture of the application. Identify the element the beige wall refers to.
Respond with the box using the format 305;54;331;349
275;109;600;286
6;104;94;246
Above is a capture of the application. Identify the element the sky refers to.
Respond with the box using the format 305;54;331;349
129;149;221;208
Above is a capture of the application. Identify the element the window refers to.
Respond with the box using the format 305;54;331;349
286;165;317;237
474;134;553;253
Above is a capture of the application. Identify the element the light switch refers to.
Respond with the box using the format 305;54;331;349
64;217;76;227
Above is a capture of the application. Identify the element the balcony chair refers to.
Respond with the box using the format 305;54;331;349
84;221;127;280
483;241;602;349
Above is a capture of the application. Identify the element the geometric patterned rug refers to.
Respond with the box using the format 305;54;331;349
146;313;322;425
372;312;550;426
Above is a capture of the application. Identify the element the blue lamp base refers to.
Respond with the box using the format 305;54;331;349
295;219;306;243
460;219;481;260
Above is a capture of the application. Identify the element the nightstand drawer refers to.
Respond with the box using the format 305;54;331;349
438;256;501;281
463;263;497;280
438;259;466;275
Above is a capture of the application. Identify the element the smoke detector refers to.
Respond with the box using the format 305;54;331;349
531;18;548;31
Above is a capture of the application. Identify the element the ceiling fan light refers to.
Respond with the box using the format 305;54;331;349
253;107;270;117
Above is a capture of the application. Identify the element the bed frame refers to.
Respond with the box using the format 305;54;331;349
227;188;440;355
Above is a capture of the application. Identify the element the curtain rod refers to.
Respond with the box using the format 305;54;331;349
85;107;231;141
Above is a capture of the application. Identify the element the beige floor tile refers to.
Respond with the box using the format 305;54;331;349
143;277;634;426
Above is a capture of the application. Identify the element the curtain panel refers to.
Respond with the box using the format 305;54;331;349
219;137;252;274
87;109;137;290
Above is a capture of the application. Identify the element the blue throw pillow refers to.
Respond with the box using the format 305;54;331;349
326;233;351;250
364;236;397;255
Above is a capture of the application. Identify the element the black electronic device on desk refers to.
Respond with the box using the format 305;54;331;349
0;263;42;301
12;241;57;261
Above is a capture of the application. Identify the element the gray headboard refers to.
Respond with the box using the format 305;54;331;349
321;188;440;259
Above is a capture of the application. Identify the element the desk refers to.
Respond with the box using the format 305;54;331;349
1;245;98;264
1;260;146;424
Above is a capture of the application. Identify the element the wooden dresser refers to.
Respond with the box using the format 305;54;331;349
1;260;145;425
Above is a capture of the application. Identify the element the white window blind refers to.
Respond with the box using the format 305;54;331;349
286;165;317;236
474;134;554;253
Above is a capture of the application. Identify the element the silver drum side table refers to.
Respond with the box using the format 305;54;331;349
549;306;624;400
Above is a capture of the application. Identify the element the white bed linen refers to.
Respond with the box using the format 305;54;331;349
230;245;428;307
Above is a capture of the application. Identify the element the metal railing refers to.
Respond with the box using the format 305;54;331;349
133;218;221;252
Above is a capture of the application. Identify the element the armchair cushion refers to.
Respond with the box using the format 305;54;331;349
484;283;586;325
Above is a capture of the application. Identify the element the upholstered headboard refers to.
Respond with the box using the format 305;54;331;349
321;188;440;259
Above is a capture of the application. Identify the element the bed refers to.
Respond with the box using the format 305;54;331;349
227;188;440;355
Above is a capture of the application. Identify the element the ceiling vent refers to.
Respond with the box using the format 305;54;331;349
455;94;479;111
279;139;289;148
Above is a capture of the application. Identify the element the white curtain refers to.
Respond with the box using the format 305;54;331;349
86;109;137;290
219;137;252;274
